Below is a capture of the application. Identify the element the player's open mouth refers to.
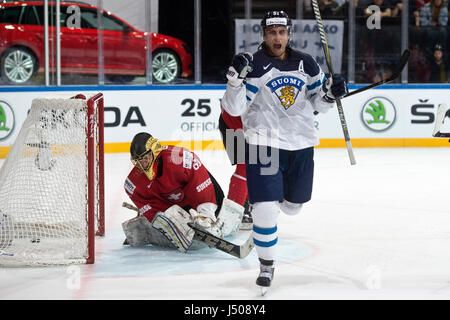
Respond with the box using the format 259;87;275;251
274;44;282;50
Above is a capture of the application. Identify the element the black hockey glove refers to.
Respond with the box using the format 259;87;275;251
321;74;348;103
226;52;254;87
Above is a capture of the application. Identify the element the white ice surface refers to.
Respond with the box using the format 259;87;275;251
1;147;450;300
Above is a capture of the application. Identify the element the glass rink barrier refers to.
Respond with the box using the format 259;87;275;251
0;0;448;87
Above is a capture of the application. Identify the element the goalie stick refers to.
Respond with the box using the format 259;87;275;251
311;0;356;165
343;49;411;99
121;202;254;259
432;103;450;138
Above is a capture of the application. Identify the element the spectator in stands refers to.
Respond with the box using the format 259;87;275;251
361;0;396;82
418;0;448;57
419;0;448;26
318;0;340;17
363;0;392;19
428;43;448;82
333;0;358;18
390;0;419;25
415;0;432;11
303;0;343;18
390;0;421;59
303;0;314;18
408;43;431;82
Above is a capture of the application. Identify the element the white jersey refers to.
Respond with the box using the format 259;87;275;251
222;46;334;151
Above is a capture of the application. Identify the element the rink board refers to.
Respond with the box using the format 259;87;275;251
0;84;449;158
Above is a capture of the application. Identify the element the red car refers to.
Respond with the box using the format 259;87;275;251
0;1;192;84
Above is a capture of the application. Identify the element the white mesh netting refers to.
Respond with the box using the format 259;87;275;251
0;95;101;266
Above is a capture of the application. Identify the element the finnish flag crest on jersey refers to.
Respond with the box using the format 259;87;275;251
266;76;305;110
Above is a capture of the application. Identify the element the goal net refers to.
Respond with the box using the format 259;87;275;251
0;93;104;266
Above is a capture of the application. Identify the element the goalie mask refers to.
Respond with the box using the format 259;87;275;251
260;10;292;37
130;132;163;180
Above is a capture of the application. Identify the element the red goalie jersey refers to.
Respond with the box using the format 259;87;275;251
124;145;223;222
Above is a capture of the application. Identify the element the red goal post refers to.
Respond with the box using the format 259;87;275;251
87;93;105;264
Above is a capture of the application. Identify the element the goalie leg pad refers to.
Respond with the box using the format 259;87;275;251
217;198;245;237
152;205;195;253
122;215;175;248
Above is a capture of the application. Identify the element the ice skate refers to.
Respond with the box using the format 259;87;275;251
256;259;274;296
239;201;253;231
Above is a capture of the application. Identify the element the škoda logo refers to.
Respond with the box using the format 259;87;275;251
361;97;396;132
0;101;15;141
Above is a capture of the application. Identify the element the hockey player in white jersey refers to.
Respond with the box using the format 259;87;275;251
221;10;348;293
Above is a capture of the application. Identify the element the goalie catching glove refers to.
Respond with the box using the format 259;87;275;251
226;52;254;87
319;74;348;103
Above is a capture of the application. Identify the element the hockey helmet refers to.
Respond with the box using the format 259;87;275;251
130;132;163;179
260;10;292;36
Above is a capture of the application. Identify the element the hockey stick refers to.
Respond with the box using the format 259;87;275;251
311;0;356;165
187;223;254;259
343;49;411;99
121;202;254;259
432;103;450;138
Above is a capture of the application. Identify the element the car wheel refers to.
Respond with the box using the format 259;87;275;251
152;50;181;83
1;47;37;84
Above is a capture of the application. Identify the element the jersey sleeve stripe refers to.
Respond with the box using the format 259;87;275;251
307;77;324;91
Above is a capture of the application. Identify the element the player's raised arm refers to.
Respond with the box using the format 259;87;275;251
221;52;254;116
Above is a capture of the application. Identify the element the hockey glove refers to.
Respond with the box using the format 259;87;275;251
320;74;348;103
189;206;224;239
226;52;254;87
